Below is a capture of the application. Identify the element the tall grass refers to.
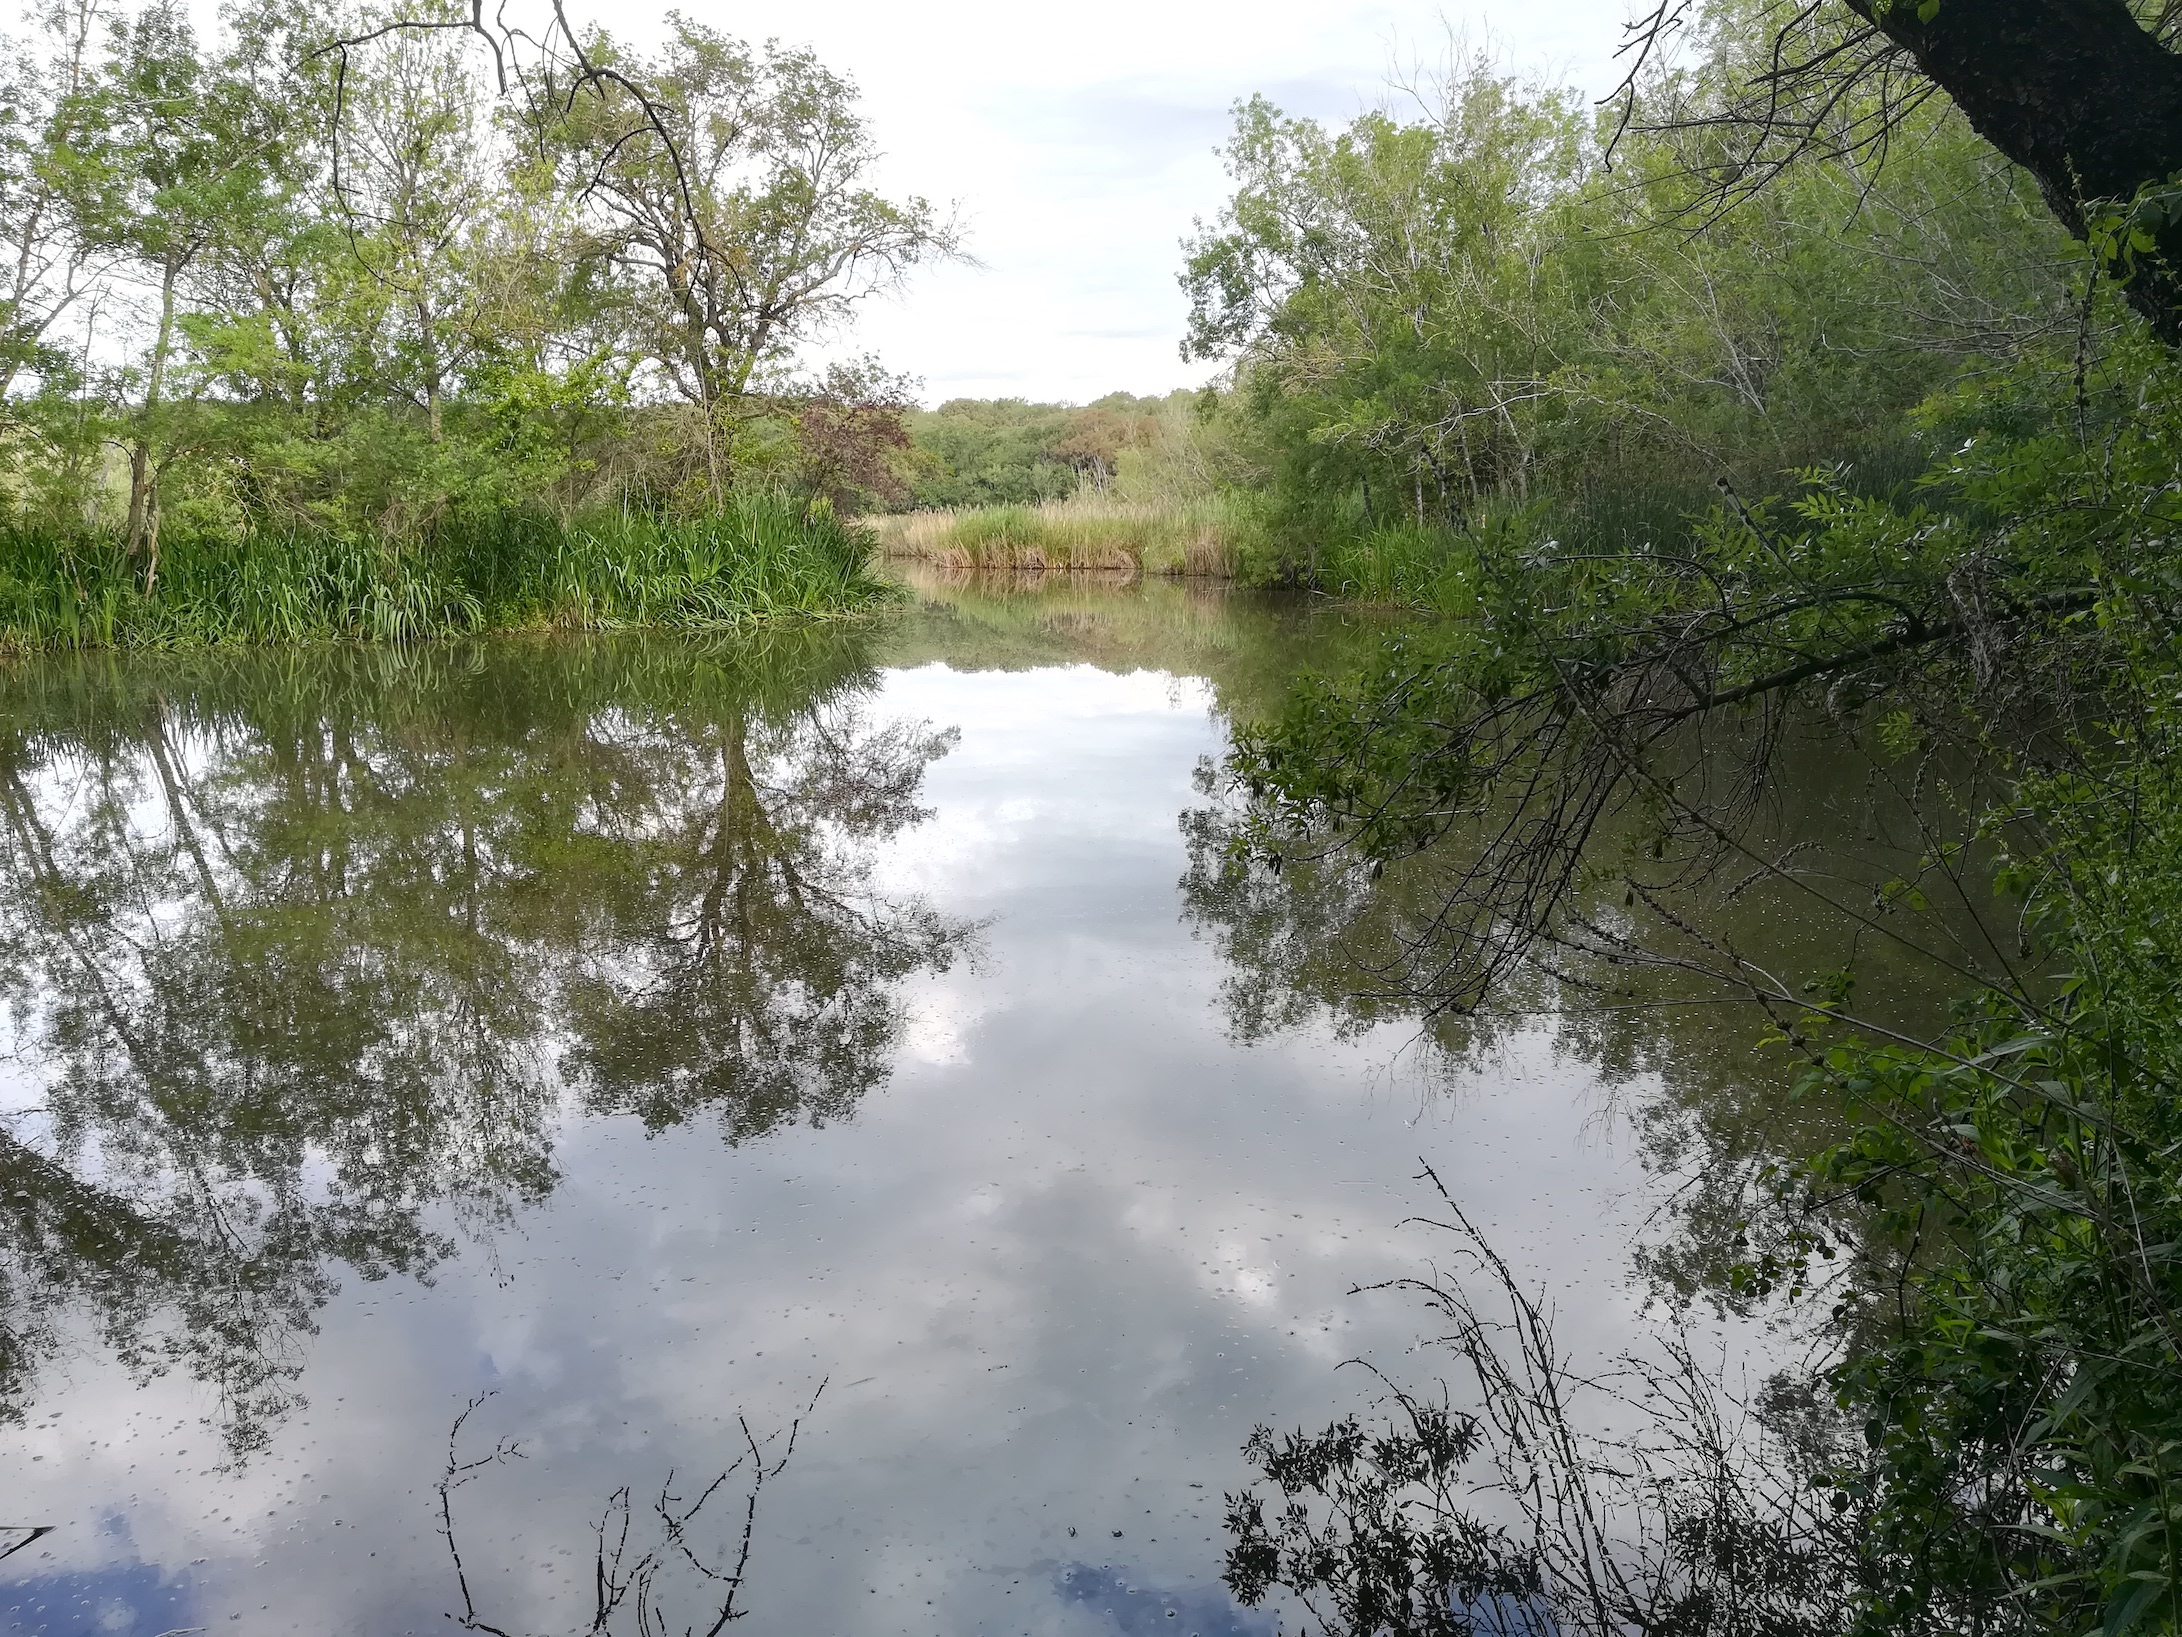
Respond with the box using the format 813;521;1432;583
873;494;1248;576
1315;523;1476;610
873;480;1733;612
0;495;889;652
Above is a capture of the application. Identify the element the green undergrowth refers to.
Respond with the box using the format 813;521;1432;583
0;496;889;651
1269;482;1719;612
1311;523;1475;608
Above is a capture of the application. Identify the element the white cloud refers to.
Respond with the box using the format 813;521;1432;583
578;0;1636;402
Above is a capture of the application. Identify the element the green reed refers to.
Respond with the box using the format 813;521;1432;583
0;496;890;652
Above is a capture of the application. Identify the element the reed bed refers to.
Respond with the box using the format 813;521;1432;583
874;489;1697;615
0;497;890;652
873;496;1244;577
1315;523;1477;611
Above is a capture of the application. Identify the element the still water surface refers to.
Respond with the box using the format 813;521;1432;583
2;574;1720;1636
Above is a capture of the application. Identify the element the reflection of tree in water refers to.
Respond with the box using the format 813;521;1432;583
1180;722;1981;1303
561;699;960;1143
1185;723;2012;1635
0;636;968;1453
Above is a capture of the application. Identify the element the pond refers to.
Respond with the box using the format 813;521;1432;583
0;570;1833;1637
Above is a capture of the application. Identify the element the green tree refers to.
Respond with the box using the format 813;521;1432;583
0;0;114;400
542;17;961;495
1184;67;1591;516
70;0;292;573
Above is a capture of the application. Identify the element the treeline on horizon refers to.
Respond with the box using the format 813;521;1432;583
896;392;1201;509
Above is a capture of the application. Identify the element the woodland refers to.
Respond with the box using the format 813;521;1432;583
0;0;948;639
1159;4;2182;1635
9;0;2182;1632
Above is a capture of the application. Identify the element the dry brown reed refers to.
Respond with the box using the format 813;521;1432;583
869;496;1244;577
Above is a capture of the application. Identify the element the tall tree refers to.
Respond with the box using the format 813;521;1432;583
81;0;286;573
543;17;960;491
0;0;115;399
1623;0;2182;343
336;26;490;444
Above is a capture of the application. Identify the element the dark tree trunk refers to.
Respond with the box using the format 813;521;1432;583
1846;0;2182;342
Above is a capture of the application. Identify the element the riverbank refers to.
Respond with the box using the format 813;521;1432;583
871;495;1245;576
875;494;1497;613
0;497;890;651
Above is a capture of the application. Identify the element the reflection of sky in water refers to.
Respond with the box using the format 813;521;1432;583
1;641;1662;1636
0;1562;196;1637
1053;1563;1275;1636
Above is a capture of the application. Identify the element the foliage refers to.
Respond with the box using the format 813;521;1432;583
899;392;1195;509
0;0;943;591
536;17;959;412
1196;18;2182;1623
1205;351;2182;1630
1180;33;2077;589
1777;683;2182;1635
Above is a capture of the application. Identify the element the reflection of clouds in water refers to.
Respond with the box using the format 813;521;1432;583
1209;1243;1281;1308
0;1561;197;1636
884;663;1214;733
871;664;1216;900
898;982;977;1065
1;642;1694;1635
1054;1560;1274;1637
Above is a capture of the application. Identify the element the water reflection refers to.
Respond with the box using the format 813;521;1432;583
1053;1563;1273;1636
0;634;969;1452
0;580;1780;1637
1179;717;1987;1305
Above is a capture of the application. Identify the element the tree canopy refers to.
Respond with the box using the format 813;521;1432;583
0;0;955;562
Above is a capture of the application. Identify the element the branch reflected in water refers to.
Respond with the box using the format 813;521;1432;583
439;1384;825;1636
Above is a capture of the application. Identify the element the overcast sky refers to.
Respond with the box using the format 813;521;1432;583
576;0;1633;405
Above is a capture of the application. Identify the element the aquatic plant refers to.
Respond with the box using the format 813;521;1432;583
0;497;888;652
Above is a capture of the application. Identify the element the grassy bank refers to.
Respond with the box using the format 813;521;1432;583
873;495;1248;576
0;496;889;652
872;492;1483;604
872;490;1699;613
1302;486;1713;612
